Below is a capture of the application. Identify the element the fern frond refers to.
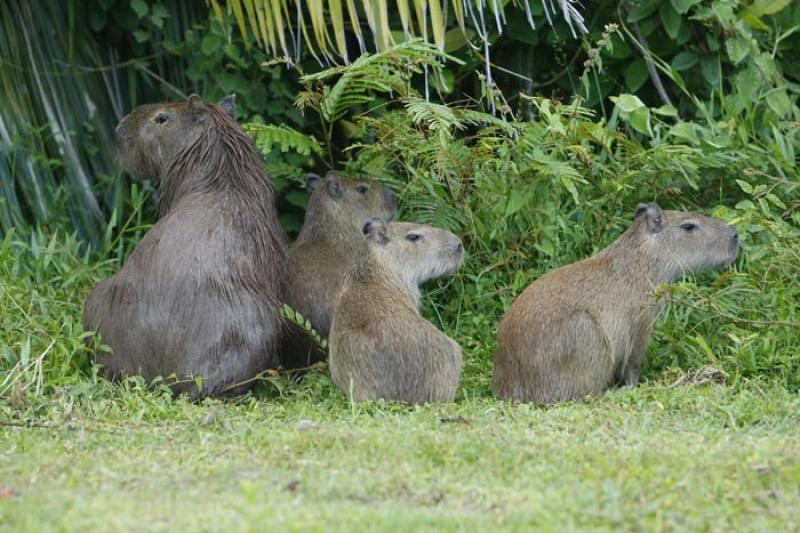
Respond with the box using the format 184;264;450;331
242;123;323;157
404;97;465;141
456;109;519;136
301;40;463;123
294;90;323;113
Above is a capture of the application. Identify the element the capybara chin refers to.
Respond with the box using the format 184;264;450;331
84;94;287;399
493;203;739;404
329;219;464;404
281;171;397;369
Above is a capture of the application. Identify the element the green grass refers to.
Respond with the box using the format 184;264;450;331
1;162;799;530
2;377;799;531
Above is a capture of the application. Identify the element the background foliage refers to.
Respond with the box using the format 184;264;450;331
0;0;798;402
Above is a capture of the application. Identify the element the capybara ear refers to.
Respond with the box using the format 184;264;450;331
635;203;664;233
218;94;236;118
362;218;389;245
187;94;207;121
326;172;343;199
306;173;321;192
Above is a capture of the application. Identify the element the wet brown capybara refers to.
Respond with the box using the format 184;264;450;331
84;94;287;398
329;219;464;403
493;203;739;404
281;172;397;368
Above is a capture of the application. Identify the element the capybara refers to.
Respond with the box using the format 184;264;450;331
493;203;739;404
329;219;464;403
281;172;396;368
84;94;287;398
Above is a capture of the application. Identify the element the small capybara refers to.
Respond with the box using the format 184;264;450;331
84;94;287;398
493;203;739;404
282;171;397;368
329;219;464;403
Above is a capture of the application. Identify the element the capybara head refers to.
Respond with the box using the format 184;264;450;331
632;203;739;277
115;94;236;179
303;171;397;235
362;219;464;285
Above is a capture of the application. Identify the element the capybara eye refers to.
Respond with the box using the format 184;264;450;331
154;113;169;124
680;222;698;232
406;233;422;242
356;184;368;194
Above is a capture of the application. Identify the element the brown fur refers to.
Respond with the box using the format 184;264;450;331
84;95;287;398
493;203;739;404
329;219;464;403
282;172;396;368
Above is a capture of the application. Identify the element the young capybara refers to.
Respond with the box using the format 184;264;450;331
281;172;397;368
84;94;287;398
329;219;464;403
493;203;739;404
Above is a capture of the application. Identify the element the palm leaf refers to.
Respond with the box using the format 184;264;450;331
219;0;587;64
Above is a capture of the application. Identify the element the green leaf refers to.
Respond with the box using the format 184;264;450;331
505;190;527;216
150;13;166;29
628;106;652;136
611;93;646;114
627;0;662;22
653;105;678;117
89;9;107;32
743;0;791;17
131;0;149;18
766;89;791;117
733;66;762;99
670;0;702;15
660;3;682;39
741;13;770;31
133;30;149;43
736;180;754;194
672;50;698;70
676;18;692;44
754;52;779;83
700;55;720;86
766;193;787;209
624;59;649;92
668;122;699;143
201;33;223;56
725;37;750;64
286;190;307;208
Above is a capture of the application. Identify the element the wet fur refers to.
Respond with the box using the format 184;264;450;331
329;221;464;403
493;205;739;404
84;97;287;398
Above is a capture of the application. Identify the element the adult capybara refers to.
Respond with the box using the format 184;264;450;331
84;94;287;398
329;219;464;403
282;172;396;368
493;203;739;404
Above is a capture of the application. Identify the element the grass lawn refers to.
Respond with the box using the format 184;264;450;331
2;374;798;532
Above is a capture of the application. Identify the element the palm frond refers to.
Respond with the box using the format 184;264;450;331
217;0;587;64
